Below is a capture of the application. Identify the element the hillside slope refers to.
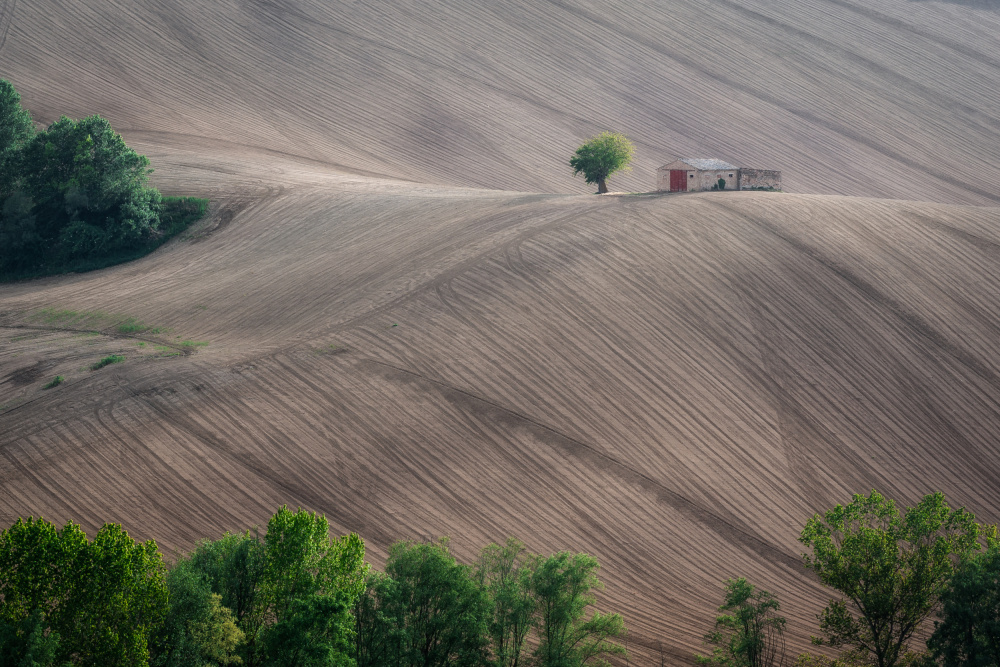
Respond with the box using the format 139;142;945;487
3;0;1000;664
2;0;1000;202
4;180;1000;662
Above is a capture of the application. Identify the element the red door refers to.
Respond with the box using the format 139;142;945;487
670;170;687;192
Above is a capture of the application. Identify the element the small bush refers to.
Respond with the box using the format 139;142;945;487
91;355;125;370
116;317;163;335
42;376;64;389
717;177;727;190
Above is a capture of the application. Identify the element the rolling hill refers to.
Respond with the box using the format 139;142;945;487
3;0;1000;663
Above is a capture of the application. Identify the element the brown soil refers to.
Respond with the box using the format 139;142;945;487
2;1;1000;664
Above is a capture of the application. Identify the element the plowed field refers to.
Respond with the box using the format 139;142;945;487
2;0;1000;663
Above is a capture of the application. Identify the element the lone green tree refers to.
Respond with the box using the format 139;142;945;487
799;490;995;667
569;132;635;194
928;543;1000;667
696;578;786;667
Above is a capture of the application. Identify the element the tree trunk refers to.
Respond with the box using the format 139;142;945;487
597;178;608;194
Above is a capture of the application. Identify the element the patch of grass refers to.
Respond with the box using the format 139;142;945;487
154;345;182;357
0;197;209;283
178;340;209;349
33;308;111;328
42;376;64;389
115;317;163;335
91;355;125;370
136;341;146;347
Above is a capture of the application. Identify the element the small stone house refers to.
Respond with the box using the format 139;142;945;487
656;158;781;192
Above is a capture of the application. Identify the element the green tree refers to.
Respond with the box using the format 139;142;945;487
186;507;367;667
0;517;168;667
530;552;627;667
0;609;61;667
0;78;34;195
150;560;243;667
475;538;536;667
696;578;786;667
928;543;1000;667
187;530;269;663
381;538;490;667
353;573;406;667
569;132;634;194
262;593;354;667
799;491;995;667
19;115;161;260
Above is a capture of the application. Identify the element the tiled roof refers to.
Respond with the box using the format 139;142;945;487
678;158;739;170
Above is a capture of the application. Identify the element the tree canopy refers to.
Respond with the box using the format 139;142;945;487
0;78;35;195
0;517;169;667
0;79;206;280
182;506;367;667
530;551;627;667
569;132;634;194
799;490;995;667
928;543;1000;667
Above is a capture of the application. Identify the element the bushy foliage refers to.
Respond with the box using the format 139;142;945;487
355;539;626;667
476;538;536;667
356;538;490;667
928;543;1000;667
569;132;634;194
0;517;169;667
697;578;786;667
184;506;367;667
18;115;161;260
0;508;629;667
150;561;244;667
530;551;627;667
799;490;996;667
0;79;207;280
0;78;35;195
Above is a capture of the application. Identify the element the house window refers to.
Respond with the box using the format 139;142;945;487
689;174;694;178
729;174;734;177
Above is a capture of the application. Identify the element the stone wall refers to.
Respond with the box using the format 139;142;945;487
695;169;737;191
739;168;781;190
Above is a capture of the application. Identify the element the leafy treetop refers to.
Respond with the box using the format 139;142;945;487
799;490;996;667
569;132;635;194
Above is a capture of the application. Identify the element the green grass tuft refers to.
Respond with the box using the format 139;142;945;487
115;317;163;335
91;355;125;370
42;376;64;389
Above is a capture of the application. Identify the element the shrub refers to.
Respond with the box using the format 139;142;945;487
697;578;785;667
91;355;125;370
42;376;63;389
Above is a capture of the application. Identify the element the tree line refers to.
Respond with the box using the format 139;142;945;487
0;507;626;666
3;490;996;667
0;79;206;281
